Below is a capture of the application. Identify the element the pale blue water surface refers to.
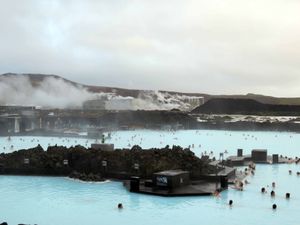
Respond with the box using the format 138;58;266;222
109;129;300;157
0;136;93;153
1;129;300;225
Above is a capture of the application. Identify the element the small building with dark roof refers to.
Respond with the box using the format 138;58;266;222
251;149;267;162
152;170;190;189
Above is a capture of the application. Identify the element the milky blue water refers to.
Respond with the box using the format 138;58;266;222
109;129;300;157
1;164;300;225
1;130;299;157
1;130;300;225
0;136;94;153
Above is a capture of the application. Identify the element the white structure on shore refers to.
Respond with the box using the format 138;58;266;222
105;97;135;111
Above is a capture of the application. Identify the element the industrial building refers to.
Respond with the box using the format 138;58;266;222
83;99;106;111
105;97;135;111
183;96;204;111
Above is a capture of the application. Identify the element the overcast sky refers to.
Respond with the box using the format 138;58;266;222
0;0;300;96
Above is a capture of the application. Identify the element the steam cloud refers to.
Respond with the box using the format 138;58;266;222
0;74;202;111
0;75;96;108
105;91;201;111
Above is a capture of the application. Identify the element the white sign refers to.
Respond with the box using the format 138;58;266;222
156;176;168;186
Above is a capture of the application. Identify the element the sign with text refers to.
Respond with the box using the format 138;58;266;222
156;176;168;186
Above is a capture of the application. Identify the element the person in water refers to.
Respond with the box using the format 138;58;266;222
271;190;275;197
272;182;276;188
234;180;243;191
213;190;220;197
118;203;123;209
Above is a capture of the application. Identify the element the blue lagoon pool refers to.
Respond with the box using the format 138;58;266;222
110;129;300;157
1;164;300;225
1;130;300;225
0;136;93;153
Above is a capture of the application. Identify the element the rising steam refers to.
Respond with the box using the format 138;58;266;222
0;75;96;108
0;74;203;111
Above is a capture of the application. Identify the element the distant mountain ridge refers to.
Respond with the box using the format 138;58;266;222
192;98;300;115
2;73;300;106
1;73;145;98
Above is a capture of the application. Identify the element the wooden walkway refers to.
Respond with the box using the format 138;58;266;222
124;180;218;197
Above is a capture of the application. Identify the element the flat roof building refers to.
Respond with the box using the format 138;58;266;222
153;170;190;189
251;149;267;162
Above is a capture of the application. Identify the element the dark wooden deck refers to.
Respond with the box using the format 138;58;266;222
124;180;218;197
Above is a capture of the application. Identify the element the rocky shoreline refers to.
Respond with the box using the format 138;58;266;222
68;171;105;182
0;144;214;181
2;120;300;141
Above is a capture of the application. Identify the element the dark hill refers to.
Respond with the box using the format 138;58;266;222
0;73;143;98
191;98;300;115
1;73;79;87
2;73;300;105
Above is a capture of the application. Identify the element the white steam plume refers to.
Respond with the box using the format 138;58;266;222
0;75;97;108
0;75;203;111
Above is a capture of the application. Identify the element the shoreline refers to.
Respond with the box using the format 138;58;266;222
2;123;300;139
65;177;111;184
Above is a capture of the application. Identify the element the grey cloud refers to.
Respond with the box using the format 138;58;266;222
0;0;300;96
